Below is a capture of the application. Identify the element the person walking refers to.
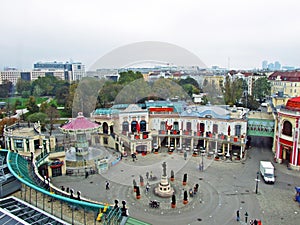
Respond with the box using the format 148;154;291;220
105;181;110;190
236;210;240;221
184;151;187;160
245;211;248;223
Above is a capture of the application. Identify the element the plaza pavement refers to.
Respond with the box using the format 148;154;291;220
52;151;247;225
51;149;300;225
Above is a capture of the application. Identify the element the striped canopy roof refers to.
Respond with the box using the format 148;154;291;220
61;112;100;132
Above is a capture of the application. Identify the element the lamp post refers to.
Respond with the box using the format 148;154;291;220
255;171;260;194
199;151;204;171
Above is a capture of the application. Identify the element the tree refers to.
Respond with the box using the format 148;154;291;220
118;71;143;85
55;85;69;106
27;112;47;123
0;80;13;98
46;104;60;135
242;95;260;110
223;75;243;106
16;78;31;95
26;96;39;114
177;77;201;97
39;102;48;113
64;82;79;116
252;77;271;100
178;77;200;89
96;81;123;108
14;99;22;109
0;117;18;136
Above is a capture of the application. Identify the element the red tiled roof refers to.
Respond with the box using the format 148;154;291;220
268;71;300;82
61;113;100;131
286;96;300;111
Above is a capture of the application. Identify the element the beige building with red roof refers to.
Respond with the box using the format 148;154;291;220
268;71;300;97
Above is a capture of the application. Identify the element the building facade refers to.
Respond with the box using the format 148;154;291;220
273;96;300;170
0;61;86;84
92;102;248;160
3;122;66;177
268;71;300;97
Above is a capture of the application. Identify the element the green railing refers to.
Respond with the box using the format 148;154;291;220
6;150;112;212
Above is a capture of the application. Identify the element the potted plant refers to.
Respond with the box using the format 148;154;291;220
182;173;187;185
183;190;188;204
136;186;141;199
171;194;176;208
170;170;175;181
214;156;220;161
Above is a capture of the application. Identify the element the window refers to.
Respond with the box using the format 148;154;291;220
213;124;218;134
173;121;179;130
160;121;166;130
52;167;62;177
122;121;129;132
235;125;241;136
282;120;292;136
131;121;137;133
200;123;205;132
103;137;108;144
186;122;192;131
140;120;147;132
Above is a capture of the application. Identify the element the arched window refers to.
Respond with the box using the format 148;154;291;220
213;124;218;134
103;122;109;134
122;121;129;132
131;121;137;133
282;120;292;136
140;120;147;132
200;123;205;133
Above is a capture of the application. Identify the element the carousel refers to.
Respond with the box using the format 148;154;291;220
60;112;100;156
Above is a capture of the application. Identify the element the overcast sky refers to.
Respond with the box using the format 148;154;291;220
1;0;300;70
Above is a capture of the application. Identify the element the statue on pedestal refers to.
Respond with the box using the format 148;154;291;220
162;162;167;176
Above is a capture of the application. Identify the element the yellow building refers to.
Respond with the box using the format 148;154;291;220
202;75;224;92
268;71;300;97
3;122;66;177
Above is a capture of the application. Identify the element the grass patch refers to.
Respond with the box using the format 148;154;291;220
0;97;49;108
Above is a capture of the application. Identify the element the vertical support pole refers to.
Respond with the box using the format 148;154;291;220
51;197;53;214
84;208;86;225
35;190;38;207
72;206;74;225
61;200;63;220
43;193;45;210
29;187;32;204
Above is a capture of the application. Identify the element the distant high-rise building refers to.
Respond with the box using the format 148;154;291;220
268;63;274;71
274;61;281;70
262;60;268;70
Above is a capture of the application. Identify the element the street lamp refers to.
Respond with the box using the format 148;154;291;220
255;171;260;194
199;151;204;171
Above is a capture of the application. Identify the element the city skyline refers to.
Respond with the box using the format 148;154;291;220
1;0;300;70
